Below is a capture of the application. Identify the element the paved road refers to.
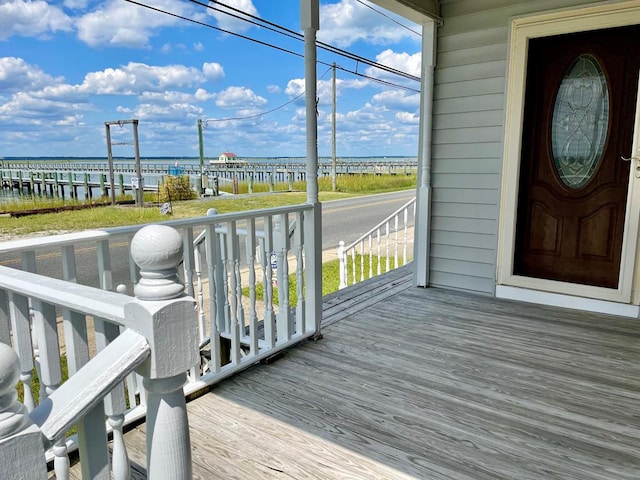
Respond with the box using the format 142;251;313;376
0;189;416;289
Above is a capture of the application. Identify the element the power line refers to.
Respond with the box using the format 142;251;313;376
122;0;419;89
355;0;421;37
190;0;420;82
202;67;333;124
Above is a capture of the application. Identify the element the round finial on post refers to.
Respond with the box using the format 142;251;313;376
131;224;185;301
0;343;30;438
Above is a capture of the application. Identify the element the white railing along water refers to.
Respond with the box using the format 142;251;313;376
0;203;321;478
338;197;416;289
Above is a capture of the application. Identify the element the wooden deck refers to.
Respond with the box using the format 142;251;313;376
119;266;640;478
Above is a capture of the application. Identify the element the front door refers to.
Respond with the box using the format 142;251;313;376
514;25;640;289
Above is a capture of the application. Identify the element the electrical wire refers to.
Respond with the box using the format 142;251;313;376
203;66;333;124
355;0;421;36
189;0;420;82
122;0;420;89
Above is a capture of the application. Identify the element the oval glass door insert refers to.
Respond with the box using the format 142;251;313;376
551;54;609;189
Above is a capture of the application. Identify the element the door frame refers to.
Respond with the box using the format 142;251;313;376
497;0;640;304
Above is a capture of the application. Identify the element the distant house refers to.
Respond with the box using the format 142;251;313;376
219;152;237;163
210;152;244;167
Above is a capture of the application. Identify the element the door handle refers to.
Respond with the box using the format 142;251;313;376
621;156;640;178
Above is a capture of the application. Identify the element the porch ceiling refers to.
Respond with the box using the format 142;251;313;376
118;267;640;478
370;0;440;23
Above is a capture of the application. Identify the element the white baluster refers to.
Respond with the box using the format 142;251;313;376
226;220;241;365
294;211;305;332
368;234;373;279
338;241;346;290
262;215;275;348
0;343;47;480
376;229;382;276
385;222;390;272
8;293;35;412
245;219;258;356
394;214;399;269
205;223;222;374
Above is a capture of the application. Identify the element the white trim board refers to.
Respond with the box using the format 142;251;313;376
496;285;639;318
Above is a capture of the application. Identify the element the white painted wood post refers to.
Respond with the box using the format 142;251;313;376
126;225;199;480
0;343;47;480
338;241;347;290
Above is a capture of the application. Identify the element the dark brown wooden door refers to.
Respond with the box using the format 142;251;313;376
514;26;640;288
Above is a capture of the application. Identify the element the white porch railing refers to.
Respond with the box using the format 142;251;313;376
338;197;415;289
0;203;321;478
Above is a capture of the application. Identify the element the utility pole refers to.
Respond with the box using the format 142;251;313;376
197;119;204;173
331;62;337;192
104;118;141;205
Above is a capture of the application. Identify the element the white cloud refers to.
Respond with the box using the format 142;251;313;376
366;49;421;79
371;89;419;109
285;79;305;97
81;63;208;95
396;111;419;124
267;85;281;94
0;0;72;40
215;86;266;109
129;102;203;122
76;0;197;48
202;62;225;81
207;0;258;33
318;0;419;48
0;57;65;92
193;42;204;52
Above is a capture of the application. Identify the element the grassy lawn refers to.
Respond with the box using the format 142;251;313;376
0;174;416;238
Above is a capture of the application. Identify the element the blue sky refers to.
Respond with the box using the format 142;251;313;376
0;0;422;158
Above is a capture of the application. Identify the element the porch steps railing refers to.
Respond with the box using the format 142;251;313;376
338;197;415;289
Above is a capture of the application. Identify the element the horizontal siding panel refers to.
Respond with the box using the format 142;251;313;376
432;202;499;220
431;216;497;235
437;43;508;68
433;126;503;144
429;270;495;295
430;257;496;280
431;243;496;264
432;187;499;205
438;60;507;84
432;157;501;174
433;94;504;114
438;27;509;53
431;230;497;250
439;0;602;36
433;142;503;159
434;78;505;100
432;172;500;189
434;110;504;129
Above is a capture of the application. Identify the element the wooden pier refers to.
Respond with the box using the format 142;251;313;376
0;158;417;199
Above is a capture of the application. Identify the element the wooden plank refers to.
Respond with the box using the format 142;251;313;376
117;280;640;479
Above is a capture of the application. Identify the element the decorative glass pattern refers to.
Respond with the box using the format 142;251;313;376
551;54;609;189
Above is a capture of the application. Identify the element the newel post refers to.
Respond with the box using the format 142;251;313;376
0;343;47;479
126;225;199;480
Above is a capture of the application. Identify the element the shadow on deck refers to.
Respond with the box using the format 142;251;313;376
122;265;640;479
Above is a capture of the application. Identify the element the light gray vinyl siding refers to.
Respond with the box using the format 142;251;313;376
428;0;604;295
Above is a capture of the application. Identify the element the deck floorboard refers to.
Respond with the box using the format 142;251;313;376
112;271;640;478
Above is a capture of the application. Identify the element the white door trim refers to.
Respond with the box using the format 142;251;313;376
497;0;640;304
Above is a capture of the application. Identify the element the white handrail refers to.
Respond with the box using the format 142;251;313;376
338;197;415;289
